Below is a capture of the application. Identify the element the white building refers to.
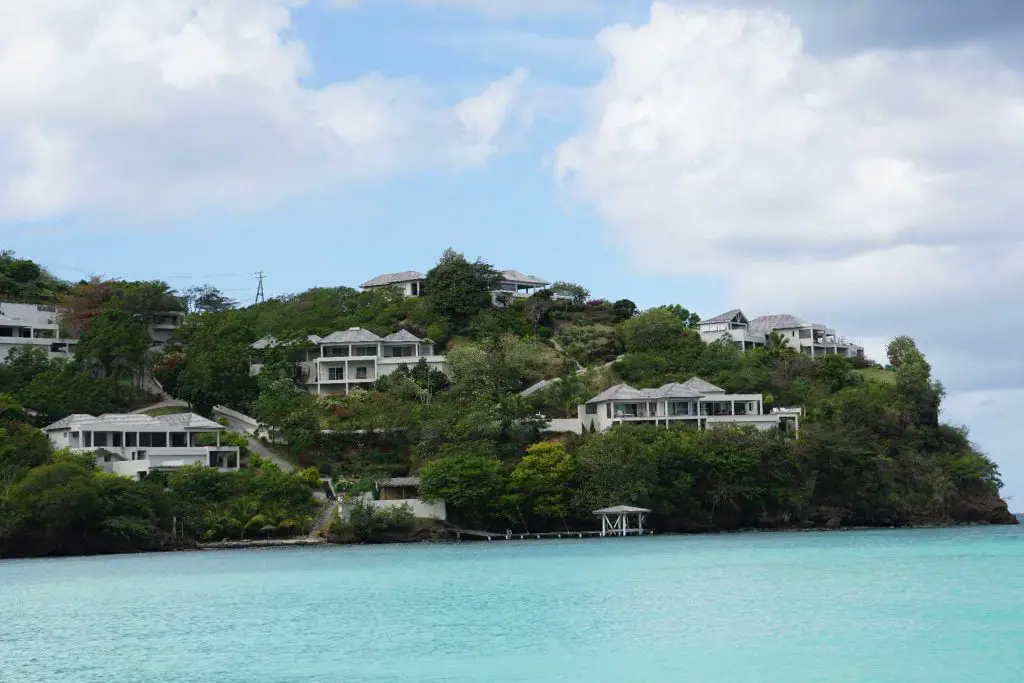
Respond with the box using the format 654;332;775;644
43;412;241;480
360;269;551;304
251;327;447;396
0;302;77;362
577;377;800;434
699;309;864;359
0;302;184;363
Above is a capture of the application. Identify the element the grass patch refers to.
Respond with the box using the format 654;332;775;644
857;367;896;385
143;405;192;417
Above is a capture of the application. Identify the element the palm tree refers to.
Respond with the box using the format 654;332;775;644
766;331;790;355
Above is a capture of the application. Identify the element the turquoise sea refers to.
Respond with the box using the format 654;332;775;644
2;527;1023;683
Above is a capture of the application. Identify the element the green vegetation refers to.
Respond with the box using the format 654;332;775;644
0;395;318;558
0;251;68;303
0;249;1016;558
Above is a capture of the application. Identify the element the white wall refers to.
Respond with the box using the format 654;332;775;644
373;498;447;521
545;418;584;434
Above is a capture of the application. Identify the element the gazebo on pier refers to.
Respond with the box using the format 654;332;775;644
593;505;652;537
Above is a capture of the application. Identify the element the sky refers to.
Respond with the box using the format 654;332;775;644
1;0;1023;505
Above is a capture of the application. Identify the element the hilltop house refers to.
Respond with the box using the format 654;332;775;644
361;269;551;305
43;412;240;480
0;301;184;363
575;377;801;434
250;327;447;396
698;309;864;359
0;302;77;362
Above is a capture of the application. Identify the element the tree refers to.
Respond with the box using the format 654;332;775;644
418;453;507;528
75;307;152;381
611;299;638;322
447;334;555;400
765;330;791;354
424;248;501;329
511;442;577;528
181;285;237;315
550;281;590;305
617;308;689;354
170;314;258;415
654;304;702;329
886;335;918;369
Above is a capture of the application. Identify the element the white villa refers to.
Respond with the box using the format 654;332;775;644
251;327;447;396
576;377;801;434
699;309;864;359
360;269;551;304
43;412;241;480
0;302;184;363
0;302;77;362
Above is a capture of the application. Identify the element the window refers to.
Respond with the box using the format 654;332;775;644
328;367;344;381
170;433;187;447
356;366;368;379
328;346;349;357
112;432;123;447
388;345;415;358
585;403;597;415
139;433;167;448
136;450;147;461
103;454;111;463
83;432;92;447
353;345;378;357
93;432;108;447
799;329;812;339
126;432;137;447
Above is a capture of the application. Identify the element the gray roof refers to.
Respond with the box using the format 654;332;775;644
383;329;423;344
593;505;651;514
678;377;726;394
700;309;747;325
380;477;420;488
500;270;550;287
361;271;425;288
319;328;383;344
43;412;225;432
749;314;809;334
586;377;726;403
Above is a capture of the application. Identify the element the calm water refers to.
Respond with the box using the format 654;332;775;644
3;527;1023;683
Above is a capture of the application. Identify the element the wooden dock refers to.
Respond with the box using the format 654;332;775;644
445;525;654;542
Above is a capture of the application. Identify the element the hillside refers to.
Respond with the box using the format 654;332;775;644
0;251;69;304
0;249;1016;558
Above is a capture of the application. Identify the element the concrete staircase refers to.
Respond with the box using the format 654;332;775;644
308;499;339;541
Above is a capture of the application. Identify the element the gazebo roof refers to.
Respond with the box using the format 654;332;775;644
592;505;651;515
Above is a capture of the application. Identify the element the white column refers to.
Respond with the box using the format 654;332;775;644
216;431;220;446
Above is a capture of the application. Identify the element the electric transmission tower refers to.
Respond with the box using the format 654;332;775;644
254;271;266;305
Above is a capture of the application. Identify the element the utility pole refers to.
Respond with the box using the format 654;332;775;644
254;271;265;305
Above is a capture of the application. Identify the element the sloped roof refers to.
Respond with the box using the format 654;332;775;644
380;477;420;488
586;384;647;404
43;413;225;432
749;314;808;334
383;329;423;344
593;505;651;514
654;382;703;399
679;377;727;394
361;271;425;288
700;309;747;325
319;328;383;344
586;377;727;403
500;270;550;287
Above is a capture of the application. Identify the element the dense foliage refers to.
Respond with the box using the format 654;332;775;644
0;251;68;303
0;398;317;558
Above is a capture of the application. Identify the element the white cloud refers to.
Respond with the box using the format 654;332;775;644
556;3;1024;392
0;0;528;220
944;390;1024;505
332;0;602;17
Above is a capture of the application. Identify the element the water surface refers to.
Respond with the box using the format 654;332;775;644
3;527;1023;682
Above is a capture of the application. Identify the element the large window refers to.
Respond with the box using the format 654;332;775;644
170;433;187;447
355;366;368;379
126;432;137;447
353;345;378;357
139;433;167;448
585;404;597;415
799;329;812;339
388;345;415;358
328;367;344;381
327;346;349;357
